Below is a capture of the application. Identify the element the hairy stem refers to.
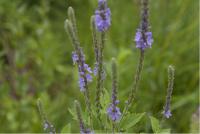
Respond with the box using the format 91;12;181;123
112;122;115;134
74;100;86;133
37;99;56;134
121;50;145;121
95;32;105;124
91;16;99;63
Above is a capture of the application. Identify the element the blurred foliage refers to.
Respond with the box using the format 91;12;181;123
0;0;198;133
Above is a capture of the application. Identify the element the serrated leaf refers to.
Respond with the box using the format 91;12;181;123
61;124;71;133
150;116;160;133
120;112;145;130
68;108;77;120
98;88;111;129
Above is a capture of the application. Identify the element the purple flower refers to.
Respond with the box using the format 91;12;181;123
163;110;172;119
134;0;153;50
86;74;92;82
72;51;93;91
107;104;121;121
112;99;119;105
135;29;153;50
107;58;121;121
72;51;85;65
84;64;92;73
72;52;79;64
146;32;153;45
78;77;85;91
95;0;111;32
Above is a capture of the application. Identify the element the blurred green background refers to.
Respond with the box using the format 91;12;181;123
0;0;198;133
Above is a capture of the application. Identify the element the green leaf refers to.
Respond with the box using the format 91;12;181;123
120;112;145;130
61;124;71;133
150;116;160;133
99;88;110;128
160;128;171;133
150;116;171;134
68;108;77;120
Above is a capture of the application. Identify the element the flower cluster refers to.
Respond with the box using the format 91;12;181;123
135;0;153;50
72;51;93;91
135;29;153;50
107;100;121;121
95;0;111;32
74;100;94;134
107;58;121;122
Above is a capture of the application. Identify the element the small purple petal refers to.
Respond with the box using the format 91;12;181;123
146;32;153;47
84;64;92;73
98;0;106;6
43;123;49;130
163;110;172;118
79;77;85;92
72;51;78;64
86;74;92;82
115;100;119;105
79;71;84;76
135;30;142;42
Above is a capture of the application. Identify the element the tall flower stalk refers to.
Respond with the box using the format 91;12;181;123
122;0;153;119
163;65;175;118
75;100;93;134
94;0;111;121
37;99;56;134
65;7;92;125
107;58;121;133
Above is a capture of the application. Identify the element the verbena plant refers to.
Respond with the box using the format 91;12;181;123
37;0;175;133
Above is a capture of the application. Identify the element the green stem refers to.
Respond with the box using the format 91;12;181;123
37;99;56;134
112;122;115;134
83;80;93;128
95;32;106;126
120;50;145;122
